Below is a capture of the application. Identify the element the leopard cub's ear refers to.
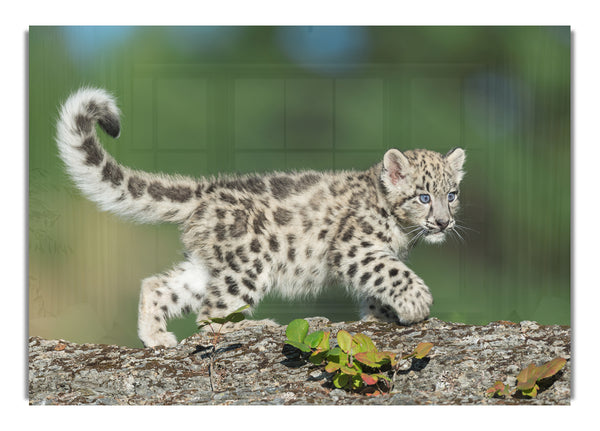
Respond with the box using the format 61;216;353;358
445;148;466;181
383;149;412;186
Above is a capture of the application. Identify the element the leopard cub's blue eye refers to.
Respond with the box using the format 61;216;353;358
419;194;431;204
448;192;457;202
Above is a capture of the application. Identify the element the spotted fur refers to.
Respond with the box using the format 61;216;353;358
56;87;466;347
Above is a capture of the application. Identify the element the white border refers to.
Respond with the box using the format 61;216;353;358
4;1;597;428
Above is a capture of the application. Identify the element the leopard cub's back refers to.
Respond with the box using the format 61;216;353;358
180;169;382;303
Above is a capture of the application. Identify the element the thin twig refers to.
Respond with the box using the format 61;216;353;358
208;344;216;392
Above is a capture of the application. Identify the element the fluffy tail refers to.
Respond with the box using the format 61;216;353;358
56;87;201;224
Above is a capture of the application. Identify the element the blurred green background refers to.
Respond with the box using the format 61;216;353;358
29;26;570;347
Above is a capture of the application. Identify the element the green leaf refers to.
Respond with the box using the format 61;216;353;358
382;351;398;367
308;350;328;365
231;304;251;313
325;361;341;373
196;319;211;329
286;319;309;343
285;340;311;353
329;351;350;367
340;364;359;376
337;330;353;353
305;331;325;349
351;333;376;354
521;384;539;398
413;342;433;359
516;364;539;391
371;373;391;383
327;346;342;357
355;351;396;368
402;342;433;360
317;332;331;351
225;312;246;323
333;373;350;389
201;305;250;326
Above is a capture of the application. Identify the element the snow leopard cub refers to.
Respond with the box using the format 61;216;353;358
56;87;466;348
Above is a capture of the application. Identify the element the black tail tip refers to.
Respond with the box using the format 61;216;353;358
98;113;121;138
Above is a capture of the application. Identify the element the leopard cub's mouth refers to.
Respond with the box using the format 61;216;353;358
422;222;455;244
423;229;447;244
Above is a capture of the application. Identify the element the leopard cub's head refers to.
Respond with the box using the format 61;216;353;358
380;147;466;244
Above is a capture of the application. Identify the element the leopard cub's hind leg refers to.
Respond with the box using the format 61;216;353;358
138;259;210;348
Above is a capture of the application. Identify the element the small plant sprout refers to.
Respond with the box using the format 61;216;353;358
196;305;250;392
485;381;512;398
325;330;398;392
486;357;567;398
515;357;567;397
197;304;250;344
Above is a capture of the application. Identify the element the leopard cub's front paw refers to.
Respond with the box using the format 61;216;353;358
395;277;433;324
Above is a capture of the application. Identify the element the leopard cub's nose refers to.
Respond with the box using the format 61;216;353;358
436;219;449;230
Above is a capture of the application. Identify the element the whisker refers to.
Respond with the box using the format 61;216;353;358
408;230;425;248
405;226;424;235
451;228;465;244
454;222;479;234
454;225;479;236
407;233;417;247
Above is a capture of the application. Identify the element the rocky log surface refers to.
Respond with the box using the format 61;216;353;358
28;317;570;405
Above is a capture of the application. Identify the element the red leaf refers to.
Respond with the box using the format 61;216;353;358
361;373;378;385
536;358;567;380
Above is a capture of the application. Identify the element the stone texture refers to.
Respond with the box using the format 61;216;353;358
28;317;570;405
